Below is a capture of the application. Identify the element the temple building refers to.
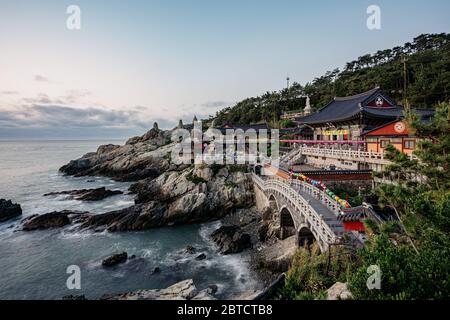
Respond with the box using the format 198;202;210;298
362;120;421;155
295;87;434;143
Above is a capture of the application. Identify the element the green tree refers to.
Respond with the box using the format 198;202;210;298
349;103;450;299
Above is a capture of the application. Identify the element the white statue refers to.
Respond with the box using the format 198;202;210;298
304;96;312;115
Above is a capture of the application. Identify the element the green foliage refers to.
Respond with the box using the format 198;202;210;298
186;171;207;185
280;119;297;128
331;187;374;207
209;164;225;176
164;152;172;162
349;231;450;300
227;165;248;173
283;105;450;300
214;33;450;126
349;103;450;300
282;244;354;300
224;180;237;189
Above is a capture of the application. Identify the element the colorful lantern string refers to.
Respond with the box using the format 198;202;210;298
290;171;351;209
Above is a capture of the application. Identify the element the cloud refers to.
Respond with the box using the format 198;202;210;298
0;91;19;95
34;75;50;82
0;103;179;139
0;104;157;129
0;93;225;139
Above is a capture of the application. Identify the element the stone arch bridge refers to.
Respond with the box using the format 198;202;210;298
253;171;347;252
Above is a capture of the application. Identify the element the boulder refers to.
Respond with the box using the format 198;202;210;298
152;267;161;274
185;245;196;254
44;187;123;201
102;252;128;267
231;290;263;300
79;202;167;232
60;128;173;181
257;222;269;242
211;226;252;254
0;199;22;222
195;253;206;261
80;167;254;232
255;236;297;273
62;295;87;300
261;207;273;221
191;290;216;300
21;211;84;231
103;279;199;300
207;284;218;295
326;282;353;300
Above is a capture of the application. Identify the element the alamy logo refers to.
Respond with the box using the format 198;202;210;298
367;5;381;30
171;122;279;174
66;5;81;30
66;265;81;290
366;265;381;290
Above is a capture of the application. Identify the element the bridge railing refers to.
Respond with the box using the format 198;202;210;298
253;172;344;218
253;173;339;247
291;146;418;163
288;179;343;217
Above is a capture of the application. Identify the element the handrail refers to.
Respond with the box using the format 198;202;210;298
291;146;417;162
252;173;339;245
289;179;343;217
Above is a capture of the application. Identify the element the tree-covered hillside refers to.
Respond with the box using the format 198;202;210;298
214;33;450;127
282;103;450;300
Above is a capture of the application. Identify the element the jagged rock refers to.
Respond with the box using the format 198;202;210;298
207;284;218;295
80;168;254;232
256;236;297;273
79;202;167;232
103;279;200;300
258;222;269;242
60;130;174;181
152;267;161;274
102;252;128;267
21;211;87;231
191;290;216;300
195;253;206;261
261;207;273;221
60;125;254;231
62;295;87;300
185;245;196;254
230;290;263;300
194;167;213;181
327;282;353;300
211;226;252;254
44;187;123;201
0;199;22;222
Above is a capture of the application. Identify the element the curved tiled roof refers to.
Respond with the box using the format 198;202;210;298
296;87;409;125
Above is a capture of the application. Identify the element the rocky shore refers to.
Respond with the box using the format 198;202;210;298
44;187;123;201
0;199;22;222
12;124;296;299
59;124;173;181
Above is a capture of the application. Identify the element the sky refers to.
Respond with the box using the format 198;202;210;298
0;0;449;139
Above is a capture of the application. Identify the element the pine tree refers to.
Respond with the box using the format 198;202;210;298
350;103;450;299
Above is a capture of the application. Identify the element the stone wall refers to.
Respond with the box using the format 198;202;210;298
254;184;269;212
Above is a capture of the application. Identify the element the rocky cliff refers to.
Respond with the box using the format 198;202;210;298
59;126;174;181
57;125;255;231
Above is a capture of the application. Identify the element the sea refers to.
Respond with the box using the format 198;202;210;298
0;140;261;300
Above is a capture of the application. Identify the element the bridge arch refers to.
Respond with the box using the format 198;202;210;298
254;165;263;175
268;194;279;213
279;206;296;240
297;224;315;247
252;172;342;252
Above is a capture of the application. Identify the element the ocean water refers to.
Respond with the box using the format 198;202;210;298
0;140;261;300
